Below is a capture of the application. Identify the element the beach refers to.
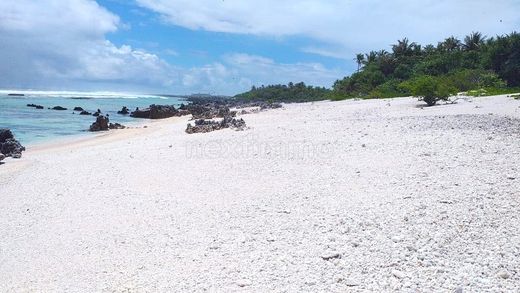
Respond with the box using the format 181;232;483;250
1;95;519;291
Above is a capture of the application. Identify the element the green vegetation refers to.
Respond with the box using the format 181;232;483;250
235;31;520;106
333;32;520;104
234;82;330;103
400;75;457;106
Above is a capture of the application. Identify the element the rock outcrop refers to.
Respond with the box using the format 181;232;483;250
185;116;246;134
131;104;178;119
89;115;109;131
0;129;26;158
27;104;44;109
109;123;125;129
117;106;130;115
51;106;67;110
79;110;92;115
73;107;84;111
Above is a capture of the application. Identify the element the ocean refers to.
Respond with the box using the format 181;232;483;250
0;90;185;146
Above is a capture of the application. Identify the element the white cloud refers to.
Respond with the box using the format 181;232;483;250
137;0;520;57
180;54;341;94
0;0;341;94
0;0;177;91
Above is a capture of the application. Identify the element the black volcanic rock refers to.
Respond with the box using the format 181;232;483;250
79;110;92;115
52;106;67;110
27;104;44;109
117;106;130;115
109;123;126;129
89;115;109;131
0;129;25;158
185;116;246;134
73;107;84;111
131;104;178;119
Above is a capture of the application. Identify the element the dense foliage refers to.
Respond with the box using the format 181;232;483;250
333;32;520;101
234;82;330;103
234;32;519;105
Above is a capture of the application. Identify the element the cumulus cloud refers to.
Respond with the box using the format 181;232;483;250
137;0;520;58
0;0;177;91
180;54;341;94
0;0;341;94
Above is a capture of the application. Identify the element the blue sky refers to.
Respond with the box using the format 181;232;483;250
1;0;519;95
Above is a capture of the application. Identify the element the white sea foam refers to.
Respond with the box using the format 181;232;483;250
0;90;175;99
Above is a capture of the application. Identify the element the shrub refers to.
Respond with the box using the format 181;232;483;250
400;75;457;106
449;69;505;91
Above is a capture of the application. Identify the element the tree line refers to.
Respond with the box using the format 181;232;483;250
235;32;520;105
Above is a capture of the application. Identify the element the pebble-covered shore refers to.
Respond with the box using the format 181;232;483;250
0;95;519;291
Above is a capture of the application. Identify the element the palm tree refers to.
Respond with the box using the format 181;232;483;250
392;38;416;57
377;49;389;58
365;51;378;64
355;53;365;72
423;44;436;55
464;32;486;51
442;36;462;51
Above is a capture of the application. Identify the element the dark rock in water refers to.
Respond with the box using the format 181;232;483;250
27;104;44;109
8;93;24;96
0;129;25;158
89;115;109;131
92;112;100;117
186;116;246;134
109;123;126;129
73;107;84;111
117;106;130;115
131;104;178;119
130;107;151;118
52;106;67;111
79;110;92;115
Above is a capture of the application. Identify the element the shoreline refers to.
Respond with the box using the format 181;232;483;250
27;115;190;154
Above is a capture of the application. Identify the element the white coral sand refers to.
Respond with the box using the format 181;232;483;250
0;95;519;291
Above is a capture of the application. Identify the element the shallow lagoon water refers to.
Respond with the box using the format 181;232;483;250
0;91;184;145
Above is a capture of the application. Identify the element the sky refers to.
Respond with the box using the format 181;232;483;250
0;0;519;95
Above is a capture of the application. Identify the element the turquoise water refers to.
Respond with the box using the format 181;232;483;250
0;91;185;145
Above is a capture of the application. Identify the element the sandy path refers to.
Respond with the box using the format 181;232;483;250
1;95;519;292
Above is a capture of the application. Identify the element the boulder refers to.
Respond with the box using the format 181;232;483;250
52;106;67;110
130;107;150;118
131;104;178;119
73;107;84;111
27;103;44;109
109;123;125;129
117;106;130;115
185;116;246;134
89;115;109;131
79;110;92;115
0;129;25;158
0;129;13;141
